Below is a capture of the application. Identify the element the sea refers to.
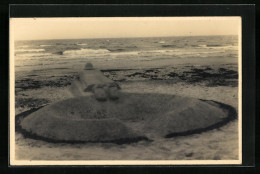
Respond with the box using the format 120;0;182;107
14;35;238;72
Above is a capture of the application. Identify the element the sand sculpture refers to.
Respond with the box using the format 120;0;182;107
17;63;237;144
69;63;120;101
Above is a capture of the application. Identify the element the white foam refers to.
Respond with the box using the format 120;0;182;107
63;49;110;55
206;45;237;50
15;52;52;59
40;45;52;47
18;45;30;48
15;48;45;52
112;51;139;56
76;43;87;46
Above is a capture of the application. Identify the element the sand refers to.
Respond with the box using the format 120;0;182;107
14;63;239;160
18;93;234;143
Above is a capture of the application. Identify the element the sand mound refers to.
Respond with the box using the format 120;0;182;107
18;93;236;143
20;108;145;143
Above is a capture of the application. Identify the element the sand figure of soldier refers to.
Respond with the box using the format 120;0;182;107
69;62;120;101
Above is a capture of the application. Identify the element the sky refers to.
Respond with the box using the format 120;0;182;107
10;17;241;41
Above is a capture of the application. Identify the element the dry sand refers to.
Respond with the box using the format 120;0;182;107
14;63;239;161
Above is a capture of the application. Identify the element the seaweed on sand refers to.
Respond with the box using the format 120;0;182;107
181;68;238;87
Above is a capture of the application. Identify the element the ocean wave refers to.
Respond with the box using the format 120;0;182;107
40;45;52;47
60;50;139;59
15;52;52;58
107;46;137;52
207;44;223;47
63;48;110;55
108;48;126;52
15;48;45;52
206;45;237;50
138;49;186;55
76;43;87;46
153;41;166;44
56;43;67;45
17;45;30;48
161;44;179;48
138;49;228;57
195;44;237;50
112;51;139;56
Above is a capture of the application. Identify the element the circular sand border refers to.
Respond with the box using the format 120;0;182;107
15;107;150;144
165;99;237;138
15;98;237;144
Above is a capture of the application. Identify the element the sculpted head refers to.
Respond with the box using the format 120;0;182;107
84;62;94;70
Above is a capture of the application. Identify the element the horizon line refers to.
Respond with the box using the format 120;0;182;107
14;34;238;42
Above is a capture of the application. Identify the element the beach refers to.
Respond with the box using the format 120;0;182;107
13;36;239;161
14;60;239;160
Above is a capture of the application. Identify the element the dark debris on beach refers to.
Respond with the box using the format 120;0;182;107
102;66;238;87
15;98;49;108
15;65;238;95
15;75;78;92
182;67;238;87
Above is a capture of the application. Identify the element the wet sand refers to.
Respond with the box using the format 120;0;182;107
14;63;239;161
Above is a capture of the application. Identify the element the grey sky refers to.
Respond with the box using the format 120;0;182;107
10;17;241;40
